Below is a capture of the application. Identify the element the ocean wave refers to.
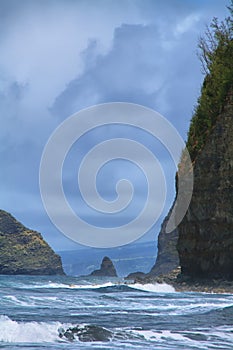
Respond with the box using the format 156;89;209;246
1;315;233;348
16;281;176;294
3;295;35;307
0;315;65;343
1;295;60;308
21;281;116;290
127;283;176;293
130;329;194;342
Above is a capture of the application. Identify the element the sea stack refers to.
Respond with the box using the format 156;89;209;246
0;209;64;275
90;257;117;277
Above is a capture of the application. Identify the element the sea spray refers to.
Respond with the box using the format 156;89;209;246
128;283;175;293
0;315;65;343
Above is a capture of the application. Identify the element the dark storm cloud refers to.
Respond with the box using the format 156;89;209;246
0;0;230;250
51;18;203;145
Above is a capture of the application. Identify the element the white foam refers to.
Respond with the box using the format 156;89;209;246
4;295;35;307
166;301;233;316
24;281;115;290
0;315;65;343
130;329;201;346
68;282;115;289
128;283;176;293
30;296;58;301
203;325;233;342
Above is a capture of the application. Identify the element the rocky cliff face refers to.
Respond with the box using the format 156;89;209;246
0;210;64;275
90;257;117;277
126;205;179;279
148;207;179;276
148;14;233;281
177;93;233;279
148;94;233;281
147;92;233;281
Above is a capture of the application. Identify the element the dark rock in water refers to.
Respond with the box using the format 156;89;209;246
177;91;233;280
0;209;64;275
90;256;117;277
58;324;113;342
58;327;75;341
58;324;146;342
125;271;146;280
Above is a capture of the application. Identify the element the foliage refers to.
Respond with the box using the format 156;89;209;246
0;210;64;275
186;1;233;161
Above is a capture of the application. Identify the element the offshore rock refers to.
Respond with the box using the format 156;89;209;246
58;324;145;342
58;324;112;342
177;92;233;279
125;271;146;280
0;209;64;275
90;256;117;277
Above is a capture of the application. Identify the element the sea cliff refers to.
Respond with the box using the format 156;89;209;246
148;207;179;277
0;209;64;275
177;91;233;279
146;12;233;286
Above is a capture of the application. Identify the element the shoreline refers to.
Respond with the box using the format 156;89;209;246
134;267;233;294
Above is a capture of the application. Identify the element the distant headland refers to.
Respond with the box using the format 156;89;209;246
0;209;64;275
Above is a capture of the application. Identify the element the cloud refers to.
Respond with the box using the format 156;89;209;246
52;17;202;137
0;0;144;107
0;0;230;250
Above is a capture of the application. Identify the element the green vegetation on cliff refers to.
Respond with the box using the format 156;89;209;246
0;210;64;275
187;2;233;161
148;3;233;281
176;2;233;280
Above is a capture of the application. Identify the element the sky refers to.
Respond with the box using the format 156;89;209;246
0;0;230;251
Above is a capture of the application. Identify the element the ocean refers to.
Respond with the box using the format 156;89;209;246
1;275;233;349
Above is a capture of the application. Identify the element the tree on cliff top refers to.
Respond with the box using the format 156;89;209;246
187;1;233;161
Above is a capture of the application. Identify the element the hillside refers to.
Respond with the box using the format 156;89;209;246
0;209;64;275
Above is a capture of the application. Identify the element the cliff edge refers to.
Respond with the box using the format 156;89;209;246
0;209;64;275
177;92;233;279
177;10;233;280
147;12;233;281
